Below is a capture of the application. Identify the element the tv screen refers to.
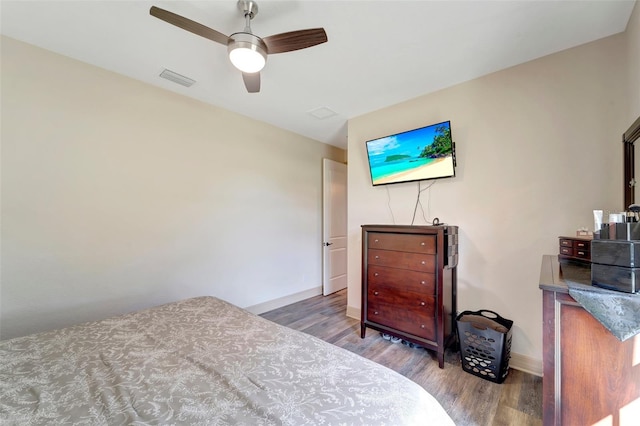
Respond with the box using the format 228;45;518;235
365;120;455;186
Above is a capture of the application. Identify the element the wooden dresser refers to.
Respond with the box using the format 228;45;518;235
558;236;591;263
361;224;458;368
539;255;640;425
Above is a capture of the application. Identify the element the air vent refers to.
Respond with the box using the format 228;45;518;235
308;106;337;120
159;69;195;87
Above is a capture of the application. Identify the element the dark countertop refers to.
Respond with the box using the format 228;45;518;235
539;254;640;341
538;254;591;293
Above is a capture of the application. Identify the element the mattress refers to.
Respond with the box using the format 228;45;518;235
0;296;454;425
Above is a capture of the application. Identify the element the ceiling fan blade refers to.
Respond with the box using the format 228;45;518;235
150;6;229;46
242;72;260;93
262;28;327;54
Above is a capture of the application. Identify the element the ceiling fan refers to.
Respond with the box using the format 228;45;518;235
150;1;328;93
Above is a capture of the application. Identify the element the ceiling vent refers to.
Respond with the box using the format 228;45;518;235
159;69;196;87
308;106;337;120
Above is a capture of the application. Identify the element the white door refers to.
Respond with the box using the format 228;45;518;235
322;159;347;295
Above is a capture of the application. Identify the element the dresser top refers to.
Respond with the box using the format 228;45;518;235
538;255;590;293
559;235;593;241
539;254;640;341
362;224;458;234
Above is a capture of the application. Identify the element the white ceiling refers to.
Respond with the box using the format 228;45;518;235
1;1;636;149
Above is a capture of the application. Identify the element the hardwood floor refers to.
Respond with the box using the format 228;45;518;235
261;289;542;426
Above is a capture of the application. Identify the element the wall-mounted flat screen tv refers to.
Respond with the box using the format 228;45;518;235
365;120;455;186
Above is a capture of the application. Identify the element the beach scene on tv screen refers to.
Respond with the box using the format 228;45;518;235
367;122;455;185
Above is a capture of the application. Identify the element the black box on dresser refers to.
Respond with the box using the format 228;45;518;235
591;239;640;293
590;222;640;293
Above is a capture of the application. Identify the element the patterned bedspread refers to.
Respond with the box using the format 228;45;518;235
0;296;454;425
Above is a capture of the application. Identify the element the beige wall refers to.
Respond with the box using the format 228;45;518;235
627;2;640;203
628;1;640;122
0;36;345;340
347;33;628;372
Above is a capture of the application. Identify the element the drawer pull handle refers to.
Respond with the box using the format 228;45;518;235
374;239;379;243
421;261;426;265
375;255;379;259
420;301;426;306
374;311;379;315
578;251;585;255
421;280;426;284
421;324;425;329
421;242;425;246
374;291;379;296
374;272;379;277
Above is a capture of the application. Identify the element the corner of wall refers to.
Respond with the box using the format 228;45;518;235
346;306;360;320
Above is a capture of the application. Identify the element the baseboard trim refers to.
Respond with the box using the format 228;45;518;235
244;286;323;315
343;307;542;376
509;352;543;377
346;306;360;320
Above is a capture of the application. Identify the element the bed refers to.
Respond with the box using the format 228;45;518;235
0;296;454;425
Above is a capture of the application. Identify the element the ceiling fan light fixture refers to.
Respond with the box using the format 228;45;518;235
150;3;328;93
228;33;267;73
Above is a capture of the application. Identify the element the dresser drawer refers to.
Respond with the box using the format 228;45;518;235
560;239;574;248
573;240;590;251
368;232;436;254
367;286;435;317
368;265;435;295
573;248;590;259
367;301;436;340
560;246;574;256
368;249;435;272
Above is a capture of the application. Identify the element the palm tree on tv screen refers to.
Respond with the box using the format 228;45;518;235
419;125;452;158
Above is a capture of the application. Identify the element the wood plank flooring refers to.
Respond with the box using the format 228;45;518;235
261;289;542;426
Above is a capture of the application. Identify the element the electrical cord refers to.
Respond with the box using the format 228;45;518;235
420;180;434;223
411;180;436;225
386;185;396;224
